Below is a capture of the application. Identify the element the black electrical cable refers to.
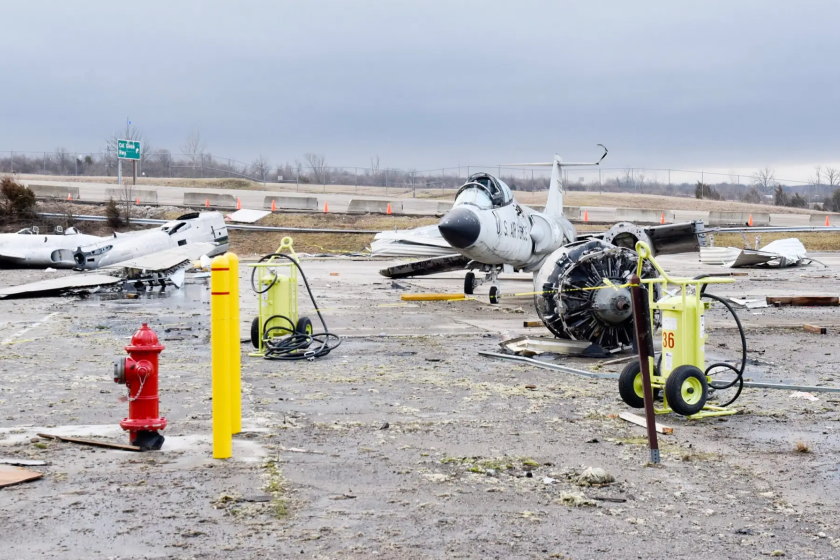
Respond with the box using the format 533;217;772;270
701;292;747;407
251;253;341;360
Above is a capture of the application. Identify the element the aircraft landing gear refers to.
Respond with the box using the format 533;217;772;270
464;272;476;295
465;265;503;303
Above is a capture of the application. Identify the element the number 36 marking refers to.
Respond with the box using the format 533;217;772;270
662;331;675;349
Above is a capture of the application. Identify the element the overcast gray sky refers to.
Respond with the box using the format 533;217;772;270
2;1;839;180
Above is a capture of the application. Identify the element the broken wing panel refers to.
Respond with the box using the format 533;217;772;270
0;274;122;299
99;242;218;273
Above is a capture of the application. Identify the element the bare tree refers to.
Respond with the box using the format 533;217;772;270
753;167;776;192
824;167;840;187
250;155;270;182
181;129;205;165
304;153;328;184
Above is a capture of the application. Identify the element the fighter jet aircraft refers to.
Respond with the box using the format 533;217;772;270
381;147;702;350
436;146;608;302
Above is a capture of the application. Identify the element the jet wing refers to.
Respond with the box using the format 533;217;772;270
0;274;122;299
99;242;218;274
379;254;470;278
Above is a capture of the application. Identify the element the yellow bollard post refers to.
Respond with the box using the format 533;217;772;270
211;253;232;459
227;252;242;435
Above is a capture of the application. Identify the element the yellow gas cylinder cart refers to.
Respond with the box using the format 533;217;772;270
618;241;746;417
248;237;313;357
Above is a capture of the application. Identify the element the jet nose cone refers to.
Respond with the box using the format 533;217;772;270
438;207;481;249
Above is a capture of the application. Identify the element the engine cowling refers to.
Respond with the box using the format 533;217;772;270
533;239;658;350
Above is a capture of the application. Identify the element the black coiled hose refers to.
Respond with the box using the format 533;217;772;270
701;291;747;407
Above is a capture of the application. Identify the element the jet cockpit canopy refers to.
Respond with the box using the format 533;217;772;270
454;173;513;209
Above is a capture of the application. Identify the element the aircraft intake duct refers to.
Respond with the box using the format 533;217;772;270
534;239;658;351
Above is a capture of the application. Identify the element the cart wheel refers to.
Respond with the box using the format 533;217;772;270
665;365;708;416
618;360;645;408
618;360;660;408
250;317;261;348
296;316;313;336
489;286;500;304
464;272;475;295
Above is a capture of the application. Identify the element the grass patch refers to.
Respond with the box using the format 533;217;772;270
263;460;289;518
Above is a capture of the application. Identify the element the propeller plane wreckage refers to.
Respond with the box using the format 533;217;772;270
379;146;704;351
0;212;229;299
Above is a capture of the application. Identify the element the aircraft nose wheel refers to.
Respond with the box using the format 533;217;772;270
464;272;476;295
489;285;500;304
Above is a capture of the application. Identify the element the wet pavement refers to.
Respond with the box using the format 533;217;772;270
2;253;840;559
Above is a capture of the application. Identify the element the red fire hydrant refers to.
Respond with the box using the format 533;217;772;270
113;323;167;450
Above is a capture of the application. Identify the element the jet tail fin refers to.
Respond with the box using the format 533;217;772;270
544;155;565;219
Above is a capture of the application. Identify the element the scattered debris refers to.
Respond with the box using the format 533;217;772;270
576;467;615;487
556;492;597;507
0;466;43;488
803;324;828;334
789;392;819;402
226;209;270;223
767;296;839;306
522;320;543;328
277;446;325;455
618;411;674;435
701;238;814;268
0;458;47;467
401;293;466;302
725;297;769;309
37;433;143;452
499;336;610;358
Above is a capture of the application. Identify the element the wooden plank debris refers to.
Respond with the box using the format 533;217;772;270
522;320;543;328
766;296;839;307
0;458;47;467
618;411;674;435
803;324;828;334
37;433;143;452
0;466;42;488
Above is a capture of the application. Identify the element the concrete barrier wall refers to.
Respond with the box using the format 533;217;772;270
105;188;158;204
348;199;403;214
27;184;81;200
809;214;840;226
436;201;452;214
263;196;319;211
184;192;237;208
708;211;770;226
615;208;670;223
560;206;579;220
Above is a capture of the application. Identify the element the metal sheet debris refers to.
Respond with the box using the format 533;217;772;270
701;238;811;268
226;209;271;223
499;336;610;358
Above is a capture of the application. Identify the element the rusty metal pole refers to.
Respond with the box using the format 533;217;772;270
630;273;660;464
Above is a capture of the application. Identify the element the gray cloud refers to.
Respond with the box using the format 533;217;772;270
2;0;840;176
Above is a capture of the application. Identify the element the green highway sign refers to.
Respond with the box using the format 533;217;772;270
118;139;142;160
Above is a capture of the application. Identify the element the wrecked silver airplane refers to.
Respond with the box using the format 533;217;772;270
0;211;229;270
0;212;229;298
